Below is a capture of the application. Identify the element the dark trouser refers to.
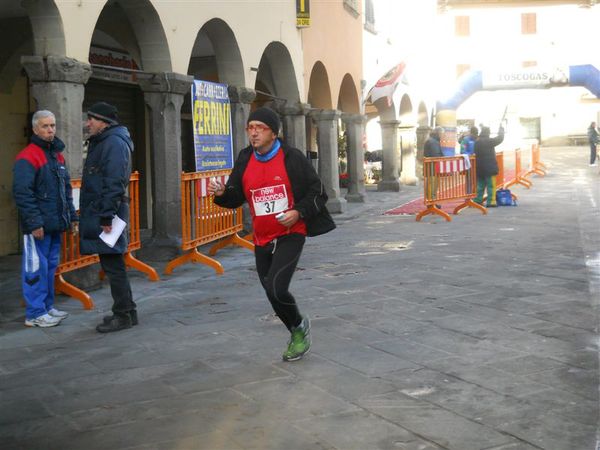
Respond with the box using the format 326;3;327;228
590;144;597;164
254;233;305;331
99;253;135;316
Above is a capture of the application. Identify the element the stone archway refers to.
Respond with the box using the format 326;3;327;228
186;18;248;162
417;101;429;127
188;18;244;87
255;41;300;105
308;61;333;109
399;94;413;123
255;41;304;152
398;94;418;186
337;74;365;202
306;62;346;213
20;0;66;56
91;0;171;73
307;61;333;167
337;73;360;114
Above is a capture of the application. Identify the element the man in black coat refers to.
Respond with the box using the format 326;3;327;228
423;127;444;157
587;121;598;166
423;127;444;205
474;126;504;207
80;102;136;333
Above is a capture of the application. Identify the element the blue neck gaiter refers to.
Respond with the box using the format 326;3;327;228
254;139;281;162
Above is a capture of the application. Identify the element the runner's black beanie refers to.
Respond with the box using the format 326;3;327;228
247;107;280;134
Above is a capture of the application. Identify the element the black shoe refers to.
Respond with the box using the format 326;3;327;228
435;204;442;209
102;310;138;326
96;315;132;333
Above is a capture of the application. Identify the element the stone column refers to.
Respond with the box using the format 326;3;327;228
311;109;346;213
342;113;367;202
228;86;255;157
399;125;418;186
378;120;401;192
139;72;193;258
416;125;431;181
279;102;310;151
21;55;92;177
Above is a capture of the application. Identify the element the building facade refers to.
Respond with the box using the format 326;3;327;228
0;0;364;257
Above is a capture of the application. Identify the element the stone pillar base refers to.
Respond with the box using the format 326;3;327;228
400;174;418;186
377;180;401;192
137;236;182;262
345;192;366;203
327;197;347;214
63;266;103;293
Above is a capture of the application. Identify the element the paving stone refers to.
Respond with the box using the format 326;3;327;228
359;391;520;450
297;410;441;450
0;147;598;449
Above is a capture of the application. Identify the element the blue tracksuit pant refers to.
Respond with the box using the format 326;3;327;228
22;233;61;320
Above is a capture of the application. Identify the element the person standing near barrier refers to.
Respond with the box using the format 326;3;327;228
474;125;504;207
424;127;444;158
587;121;598;166
423;127;444;206
460;126;478;155
13;110;78;327
209;106;335;361
79;102;136;333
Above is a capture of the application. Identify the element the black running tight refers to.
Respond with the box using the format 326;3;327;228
254;233;305;331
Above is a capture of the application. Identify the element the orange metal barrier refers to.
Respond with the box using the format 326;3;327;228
55;172;159;309
494;151;518;202
416;155;486;222
165;169;254;275
496;152;506;189
524;143;547;178
505;148;532;190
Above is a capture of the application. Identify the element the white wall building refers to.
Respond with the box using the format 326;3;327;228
436;2;600;148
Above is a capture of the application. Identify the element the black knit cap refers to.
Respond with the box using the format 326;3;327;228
87;102;119;125
247;107;280;134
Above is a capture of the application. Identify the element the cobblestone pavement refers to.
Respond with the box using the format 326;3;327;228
0;147;598;450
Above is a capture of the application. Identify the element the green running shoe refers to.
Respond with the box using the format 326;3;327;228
282;317;311;361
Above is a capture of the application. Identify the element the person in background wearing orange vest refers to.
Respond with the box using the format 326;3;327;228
474;125;504;207
209;106;335;361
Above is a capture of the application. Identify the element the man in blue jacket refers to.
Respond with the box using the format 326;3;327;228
80;102;136;333
13;110;78;327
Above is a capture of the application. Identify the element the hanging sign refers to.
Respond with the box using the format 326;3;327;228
296;0;310;27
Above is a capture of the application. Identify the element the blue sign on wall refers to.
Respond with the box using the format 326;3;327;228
192;80;233;172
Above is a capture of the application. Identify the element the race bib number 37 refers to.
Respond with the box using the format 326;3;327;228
251;184;289;216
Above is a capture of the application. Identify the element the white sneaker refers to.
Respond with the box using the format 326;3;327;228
590;163;598;167
48;308;69;319
25;313;61;328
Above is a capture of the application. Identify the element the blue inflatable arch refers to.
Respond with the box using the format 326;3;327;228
436;64;600;154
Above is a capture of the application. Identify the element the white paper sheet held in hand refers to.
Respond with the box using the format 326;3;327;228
99;215;127;248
